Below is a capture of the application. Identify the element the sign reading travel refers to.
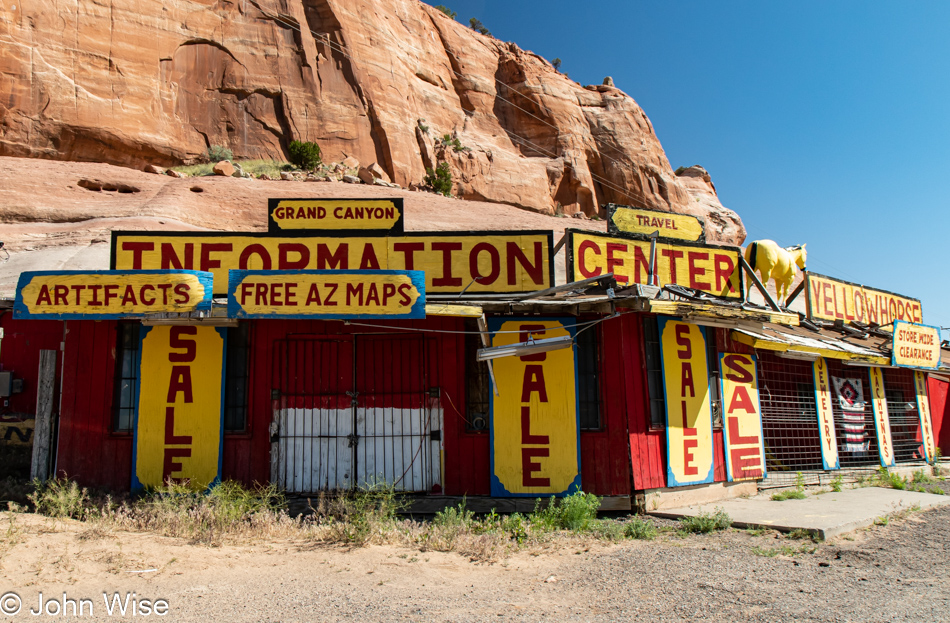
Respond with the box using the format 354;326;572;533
567;230;743;299
806;273;923;325
659;318;714;487
227;270;425;319
718;353;766;481
868;366;895;468
489;318;581;497
606;204;705;242
891;321;941;369
14;270;213;320
133;325;225;491
812;358;840;470
268;198;404;235
914;371;937;462
112;231;553;296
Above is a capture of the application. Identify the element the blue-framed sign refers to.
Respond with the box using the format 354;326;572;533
891;320;942;370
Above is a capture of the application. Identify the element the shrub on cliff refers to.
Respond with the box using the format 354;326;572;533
288;140;322;170
424;162;453;197
469;18;491;37
433;5;456;19
206;145;233;162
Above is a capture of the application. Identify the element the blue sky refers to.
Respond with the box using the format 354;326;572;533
432;1;950;332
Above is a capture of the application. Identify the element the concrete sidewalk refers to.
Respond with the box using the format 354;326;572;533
649;487;950;539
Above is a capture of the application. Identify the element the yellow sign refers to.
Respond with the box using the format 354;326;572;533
807;273;922;324
113;232;552;295
133;325;225;490
14;271;213;319
609;205;704;242
268;198;403;234
914;371;937;462
568;231;742;299
812;358;840;470
0;418;34;446
891;321;941;369
719;353;766;481
489;319;580;496
868;366;895;468
659;319;714;486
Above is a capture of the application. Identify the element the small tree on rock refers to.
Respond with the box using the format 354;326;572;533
288;140;322;170
424;162;453;197
434;5;456;19
552;58;562;72
469;18;491;36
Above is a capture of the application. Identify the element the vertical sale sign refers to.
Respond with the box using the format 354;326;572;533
133;325;225;490
489;318;581;497
914;371;937;462
868;366;895;468
718;353;766;481
659;319;714;487
812;358;840;470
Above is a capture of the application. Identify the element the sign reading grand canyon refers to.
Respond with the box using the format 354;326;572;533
112;231;553;296
267;198;404;235
606;204;705;242
14;270;213;319
806;273;923;325
227;270;425;319
891;321;941;369
566;230;743;299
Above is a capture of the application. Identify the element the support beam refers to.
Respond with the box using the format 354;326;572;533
31;350;57;482
739;257;782;312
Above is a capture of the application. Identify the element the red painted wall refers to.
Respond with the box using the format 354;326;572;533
929;375;949;455
0;314;64;418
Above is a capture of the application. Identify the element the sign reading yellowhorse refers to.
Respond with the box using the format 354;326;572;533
606;203;705;242
268;198;405;235
13;270;214;320
227;270;425;319
891;320;941;369
806;272;923;324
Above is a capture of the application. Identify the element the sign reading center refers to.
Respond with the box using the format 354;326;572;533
227;270;425;319
268;198;404;235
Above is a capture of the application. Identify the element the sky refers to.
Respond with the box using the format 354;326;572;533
431;1;950;332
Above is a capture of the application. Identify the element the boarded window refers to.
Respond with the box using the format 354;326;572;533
112;323;140;433
576;325;602;431
706;328;723;429
224;323;251;433
464;320;490;432
643;317;666;429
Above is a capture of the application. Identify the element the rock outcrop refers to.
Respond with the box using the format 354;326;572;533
0;0;745;243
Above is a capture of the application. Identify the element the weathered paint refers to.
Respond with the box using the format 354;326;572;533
227;270;425;319
609;205;704;242
868;366;896;468
133;325;225;490
914;371;937;462
14;271;213;319
0;417;34;446
812;358;840;470
806;273;922;324
566;230;743;299
719;353;766;481
489;318;581;497
891;321;941;369
659;318;714;486
268;198;404;235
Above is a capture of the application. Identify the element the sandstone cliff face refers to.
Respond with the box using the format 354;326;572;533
0;0;745;243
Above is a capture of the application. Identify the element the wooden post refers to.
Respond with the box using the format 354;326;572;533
31;350;57;482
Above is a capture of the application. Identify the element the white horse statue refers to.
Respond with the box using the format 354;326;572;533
744;240;807;303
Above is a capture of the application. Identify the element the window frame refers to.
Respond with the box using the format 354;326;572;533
642;316;667;430
223;323;252;435
463;320;491;434
576;323;603;432
111;322;141;434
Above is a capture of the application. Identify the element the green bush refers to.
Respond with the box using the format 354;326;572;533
771;490;807;501
622;517;657;540
830;475;844;492
28;477;91;520
551;58;562;72
206;145;233;162
678;507;731;534
287;140;322;170
424;162;453;196
433;4;456;19
469;18;491;36
530;491;601;532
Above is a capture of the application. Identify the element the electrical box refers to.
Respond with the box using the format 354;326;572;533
0;372;11;397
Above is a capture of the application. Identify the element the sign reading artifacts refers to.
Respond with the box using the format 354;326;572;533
606;204;705;242
566;230;743;299
228;270;425;319
268;198;404;235
891;321;941;369
489;318;581;497
133;325;225;491
14;270;214;319
718;353;766;481
112;231;553;296
806;273;923;324
659;318;715;487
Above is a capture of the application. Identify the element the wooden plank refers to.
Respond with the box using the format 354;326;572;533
425;304;483;318
401;495;632;515
30;349;57;481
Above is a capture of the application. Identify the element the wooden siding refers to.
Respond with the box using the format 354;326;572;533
927;375;949;458
0;315;64;419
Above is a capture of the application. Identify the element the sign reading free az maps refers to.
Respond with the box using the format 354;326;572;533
268;198;404;235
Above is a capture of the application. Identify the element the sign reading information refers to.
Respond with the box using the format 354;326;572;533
891;321;941;369
228;270;425;319
806;273;923;324
112;231;553;296
489;318;581;497
133;325;225;491
14;270;213;319
812;358;840;470
566;230;743;299
659;318;715;487
719;353;766;481
268;198;404;235
607;204;705;242
868;366;896;468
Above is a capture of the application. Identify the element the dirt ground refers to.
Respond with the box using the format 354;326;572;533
0;505;946;622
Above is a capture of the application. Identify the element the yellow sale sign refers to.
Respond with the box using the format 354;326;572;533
812;358;840;470
489;319;580;496
659;319;714;486
718;353;766;481
914;371;937;462
133;326;225;490
868;366;895;468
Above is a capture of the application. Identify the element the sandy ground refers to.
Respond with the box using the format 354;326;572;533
0;506;946;622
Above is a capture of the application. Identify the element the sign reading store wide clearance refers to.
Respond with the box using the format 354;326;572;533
806;272;922;324
891;320;941;369
14;270;213;319
112;231;553;296
228;270;425;319
566;229;743;299
268;198;404;235
607;204;705;242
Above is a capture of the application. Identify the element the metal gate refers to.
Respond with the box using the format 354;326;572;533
270;335;442;493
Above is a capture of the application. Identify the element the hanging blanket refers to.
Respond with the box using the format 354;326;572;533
833;376;869;453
